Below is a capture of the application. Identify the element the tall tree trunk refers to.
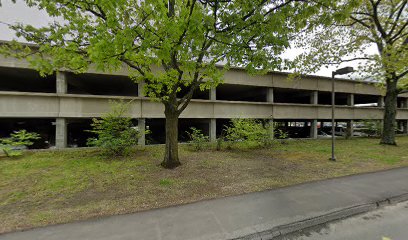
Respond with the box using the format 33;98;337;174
380;78;398;145
161;104;181;169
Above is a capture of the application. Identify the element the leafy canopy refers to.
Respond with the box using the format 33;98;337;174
1;0;346;111
294;0;407;90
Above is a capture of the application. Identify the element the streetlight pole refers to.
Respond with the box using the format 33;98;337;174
331;71;336;161
330;67;354;161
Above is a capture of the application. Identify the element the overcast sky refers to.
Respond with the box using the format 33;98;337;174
0;1;362;78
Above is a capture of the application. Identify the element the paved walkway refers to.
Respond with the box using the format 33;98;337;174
1;167;408;240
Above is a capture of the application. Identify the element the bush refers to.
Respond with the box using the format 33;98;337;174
360;119;383;137
0;130;40;157
87;101;143;156
225;119;273;148
186;127;209;151
216;135;224;151
274;128;289;139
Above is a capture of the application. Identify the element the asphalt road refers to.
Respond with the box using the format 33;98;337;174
279;201;408;240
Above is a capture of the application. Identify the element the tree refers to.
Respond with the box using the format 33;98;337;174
294;0;408;145
1;0;337;168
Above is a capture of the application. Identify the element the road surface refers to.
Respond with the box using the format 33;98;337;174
280;201;408;240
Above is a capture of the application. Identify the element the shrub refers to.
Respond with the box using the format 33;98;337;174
216;134;224;151
186;127;209;151
87;101;143;156
275;128;289;139
360;119;383;137
0;130;41;157
225;119;273;148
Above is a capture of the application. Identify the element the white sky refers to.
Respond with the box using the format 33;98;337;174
0;0;366;78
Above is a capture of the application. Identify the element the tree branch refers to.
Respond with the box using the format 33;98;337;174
396;68;408;79
120;58;146;77
387;0;407;37
369;0;389;40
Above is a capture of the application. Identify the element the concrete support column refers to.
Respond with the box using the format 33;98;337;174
310;91;318;105
310;119;318;139
347;94;354;106
402;120;408;134
138;118;146;146
55;118;67;148
397;121;402;132
269;119;274;140
346;120;354;139
138;81;145;97
378;96;384;107
209;119;216;142
267;88;274;103
210;87;216;101
56;71;67;94
209;87;217;142
379;119;384;135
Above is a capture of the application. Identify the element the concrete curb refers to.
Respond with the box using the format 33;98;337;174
232;193;408;240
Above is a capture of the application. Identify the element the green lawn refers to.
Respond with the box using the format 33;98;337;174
1;137;408;233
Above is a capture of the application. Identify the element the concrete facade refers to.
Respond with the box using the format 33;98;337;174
55;118;67;148
1;54;408;148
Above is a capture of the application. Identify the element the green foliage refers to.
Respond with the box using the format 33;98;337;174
0;130;40;157
0;0;339;111
293;0;407;144
87;101;142;156
275;128;289;140
1;0;340;166
362;120;383;137
225;119;273;148
186;127;209;151
294;0;407;91
216;135;225;151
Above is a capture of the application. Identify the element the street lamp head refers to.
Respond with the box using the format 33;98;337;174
333;67;354;76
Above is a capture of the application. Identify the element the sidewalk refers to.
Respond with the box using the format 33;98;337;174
1;167;408;240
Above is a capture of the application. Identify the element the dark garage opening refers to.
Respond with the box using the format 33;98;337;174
0;67;56;93
179;119;210;142
0;118;55;148
67;73;139;97
216;119;232;137
176;87;210;100
216;84;267;102
397;97;407;108
274;88;314;104
274;120;311;138
146;118;166;144
146;118;210;144
318;92;349;106
354;94;380;106
67;119;95;147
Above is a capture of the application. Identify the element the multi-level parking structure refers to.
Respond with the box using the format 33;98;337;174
1;49;408;148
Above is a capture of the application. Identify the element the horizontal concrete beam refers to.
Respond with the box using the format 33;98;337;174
0;55;386;96
271;74;381;95
1;91;408;120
